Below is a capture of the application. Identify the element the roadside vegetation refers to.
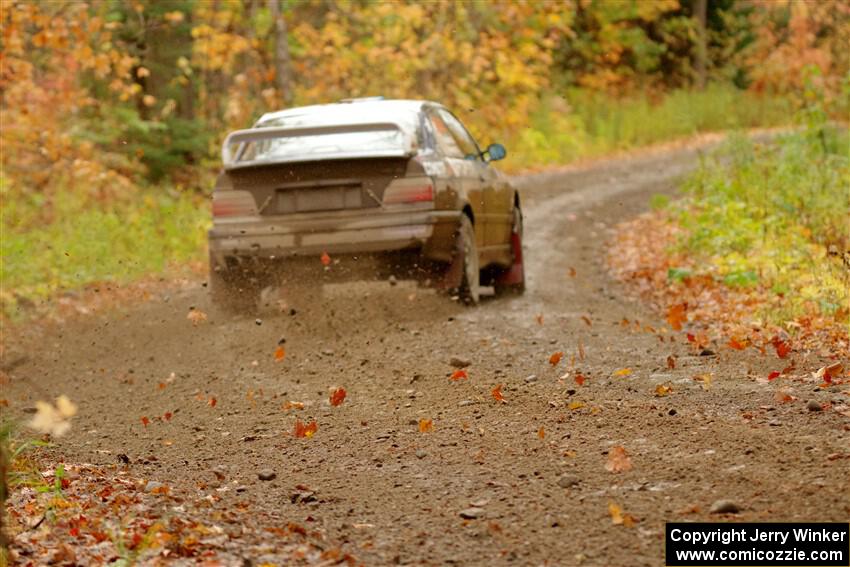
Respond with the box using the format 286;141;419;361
609;84;849;357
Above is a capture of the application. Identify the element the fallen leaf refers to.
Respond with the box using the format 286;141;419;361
567;267;576;277
320;252;331;266
294;419;318;438
694;373;713;390
450;369;468;381
274;345;286;362
208;397;217;408
157;382;167;390
666;355;676;369
613;368;632;377
141;416;150;428
575;374;586;386
767;371;781;381
608;501;638;527
187;309;207;326
774;389;794;404
549;351;564;366
535;313;544;326
580;315;592;327
727;338;747;350
568;401;585;410
491;384;505;402
655;384;672;397
329;387;346;407
537;426;545;439
771;336;791;358
578;340;585;361
666;303;687;331
283;401;304;411
605;446;633;473
163;412;172;421
418;418;434;433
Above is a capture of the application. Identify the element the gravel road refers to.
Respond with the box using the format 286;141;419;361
6;143;849;566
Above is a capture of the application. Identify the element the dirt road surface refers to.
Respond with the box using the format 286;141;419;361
6;144;849;566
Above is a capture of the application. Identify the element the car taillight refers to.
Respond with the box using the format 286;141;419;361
382;177;434;205
212;191;257;217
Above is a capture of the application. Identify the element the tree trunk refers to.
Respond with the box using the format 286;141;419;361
268;0;294;106
693;0;708;90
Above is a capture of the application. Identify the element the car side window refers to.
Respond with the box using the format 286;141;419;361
438;109;481;160
428;111;464;159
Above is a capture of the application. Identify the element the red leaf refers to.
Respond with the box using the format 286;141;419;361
491;384;505;402
163;411;172;421
575;374;586;386
208;397;217;408
329;387;346;407
450;369;468;381
774;341;791;358
320;252;331;266
294;419;318;438
667;303;687;331
767;371;780;381
727;338;746;350
549;351;563;366
141;416;150;428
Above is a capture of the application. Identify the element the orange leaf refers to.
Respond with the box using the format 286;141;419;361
187;309;207;326
418;418;433;433
208;397;217;408
282;401;304;411
694;373;713;390
567;267;576;277
608;501;637;527
320;252;331;266
294;419;318;438
549;351;563;366
666;303;687;331
727;338;747;350
329;387;346;407
141;416;150;428
535;313;544;326
575;374;586;386
537;426;545;439
654;384;672;397
613;368;632;377
774;389;794;404
491;384;505;402
157;382;167;390
274;345;286;361
605;446;632;473
450;369;468;381
568;400;585;410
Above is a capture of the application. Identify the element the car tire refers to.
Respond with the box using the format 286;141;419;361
209;255;261;314
454;215;480;305
494;205;526;295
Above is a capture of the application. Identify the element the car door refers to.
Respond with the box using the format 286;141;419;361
426;109;486;251
438;109;510;262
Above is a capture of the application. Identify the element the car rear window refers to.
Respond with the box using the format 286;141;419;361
235;128;406;163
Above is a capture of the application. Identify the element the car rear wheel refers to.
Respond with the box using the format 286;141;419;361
494;206;526;295
454;215;480;305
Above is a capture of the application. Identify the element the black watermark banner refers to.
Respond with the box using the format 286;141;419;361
666;523;849;566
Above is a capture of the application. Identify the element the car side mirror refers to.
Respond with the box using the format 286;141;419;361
486;143;506;162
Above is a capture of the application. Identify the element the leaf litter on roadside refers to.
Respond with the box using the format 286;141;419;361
608;501;638;527
605;446;633;473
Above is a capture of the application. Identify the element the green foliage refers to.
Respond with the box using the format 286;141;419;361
504;84;791;170
675;103;849;319
1;186;209;317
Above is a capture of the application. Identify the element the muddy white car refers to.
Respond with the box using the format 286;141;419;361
208;98;524;309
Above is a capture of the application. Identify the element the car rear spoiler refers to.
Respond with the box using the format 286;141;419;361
222;122;414;170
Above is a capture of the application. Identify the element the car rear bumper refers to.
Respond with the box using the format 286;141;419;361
209;208;461;266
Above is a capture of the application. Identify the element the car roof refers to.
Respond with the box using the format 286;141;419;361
256;99;441;134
